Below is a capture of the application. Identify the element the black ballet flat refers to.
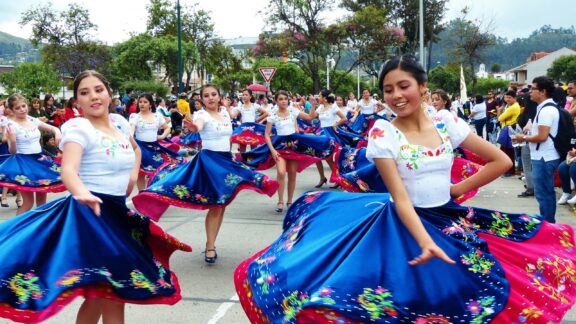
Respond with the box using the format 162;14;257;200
204;248;218;264
1;198;8;208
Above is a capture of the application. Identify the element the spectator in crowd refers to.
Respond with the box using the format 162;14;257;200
121;87;134;107
512;76;559;223
469;95;487;139
43;94;57;123
29;98;49;123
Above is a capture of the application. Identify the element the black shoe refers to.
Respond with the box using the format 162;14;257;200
517;190;534;198
329;183;341;189
314;178;327;188
204;248;218;264
275;202;284;213
0;198;8;208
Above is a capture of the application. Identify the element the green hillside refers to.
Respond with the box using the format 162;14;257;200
0;30;38;64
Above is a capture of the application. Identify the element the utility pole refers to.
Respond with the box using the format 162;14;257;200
177;0;183;95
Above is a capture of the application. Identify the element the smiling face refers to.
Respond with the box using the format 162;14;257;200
431;93;445;111
242;90;252;104
75;75;112;120
382;68;427;118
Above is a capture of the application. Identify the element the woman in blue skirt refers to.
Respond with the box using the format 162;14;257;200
129;93;179;191
0;70;191;323
133;84;278;264
235;56;576;323
0;94;64;214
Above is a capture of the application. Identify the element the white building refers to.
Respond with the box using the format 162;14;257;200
507;47;576;85
476;63;489;79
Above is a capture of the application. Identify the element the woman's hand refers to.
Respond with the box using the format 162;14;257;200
409;241;455;266
449;183;464;199
53;129;62;146
271;149;280;161
332;125;339;133
73;192;103;216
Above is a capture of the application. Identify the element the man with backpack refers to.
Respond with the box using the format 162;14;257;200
512;76;570;223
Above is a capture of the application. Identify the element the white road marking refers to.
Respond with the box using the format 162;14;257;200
207;294;239;324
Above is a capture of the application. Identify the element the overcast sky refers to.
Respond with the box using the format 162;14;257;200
0;0;573;44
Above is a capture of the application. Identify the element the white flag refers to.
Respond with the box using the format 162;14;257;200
460;65;468;103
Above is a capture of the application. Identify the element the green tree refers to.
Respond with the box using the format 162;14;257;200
253;58;312;94
341;0;448;69
428;64;460;94
256;0;402;93
471;77;509;95
20;3;112;76
0;62;60;97
146;0;215;88
548;55;576;83
207;42;252;93
490;63;501;73
449;9;495;89
121;80;170;97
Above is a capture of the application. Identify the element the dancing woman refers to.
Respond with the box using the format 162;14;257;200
0;70;190;323
0;94;64;214
238;90;335;212
234;55;576;323
133;84;278;263
230;89;270;151
129;93;178;191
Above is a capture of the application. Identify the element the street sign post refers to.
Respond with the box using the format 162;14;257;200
258;67;277;90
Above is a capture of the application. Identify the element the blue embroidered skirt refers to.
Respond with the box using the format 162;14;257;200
0;193;191;323
132;150;279;221
136;140;180;177
0;153;64;193
235;191;576;323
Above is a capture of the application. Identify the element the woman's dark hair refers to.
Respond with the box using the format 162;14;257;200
475;95;484;104
137;93;156;113
320;89;335;104
156;97;165;106
275;90;290;101
431;89;451;109
72;70;114;113
43;94;54;108
73;70;112;100
505;90;517;98
66;97;76;109
200;84;221;98
242;89;255;103
378;55;427;92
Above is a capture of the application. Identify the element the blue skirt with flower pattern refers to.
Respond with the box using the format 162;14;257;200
235;191;576;323
0;193;190;323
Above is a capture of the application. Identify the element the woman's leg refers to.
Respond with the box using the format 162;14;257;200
1;187;8;207
17;191;34;215
286;160;299;204
314;161;327;187
76;299;102;324
205;207;225;259
276;158;287;207
101;299;125;324
136;174;146;191
558;161;572;194
35;192;47;207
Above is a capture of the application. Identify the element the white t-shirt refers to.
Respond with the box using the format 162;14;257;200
232;103;261;123
471;102;486;120
316;105;340;128
266;109;300;136
366;110;470;207
346;99;357;113
529;98;560;161
129;113;165;142
193;109;232;152
358;99;377;115
7;116;42;154
60;115;135;196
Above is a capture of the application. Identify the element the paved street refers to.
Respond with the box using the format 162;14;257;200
0;165;575;323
